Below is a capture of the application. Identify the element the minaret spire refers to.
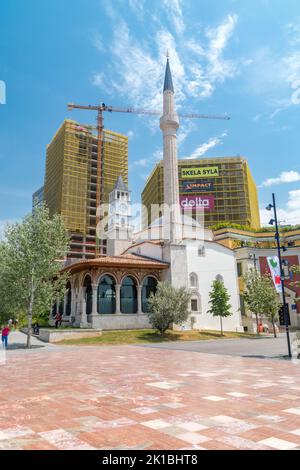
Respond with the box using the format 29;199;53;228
160;57;182;244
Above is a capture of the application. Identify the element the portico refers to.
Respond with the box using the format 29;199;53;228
50;254;168;330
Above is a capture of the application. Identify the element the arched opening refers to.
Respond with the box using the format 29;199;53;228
189;272;198;288
142;276;157;313
65;282;72;316
121;276;137;314
51;303;56;317
98;274;116;314
84;276;93;316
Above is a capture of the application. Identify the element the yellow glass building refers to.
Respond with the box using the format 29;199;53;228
142;157;260;229
44;119;128;259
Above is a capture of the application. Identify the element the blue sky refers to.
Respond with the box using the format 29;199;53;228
1;0;300;233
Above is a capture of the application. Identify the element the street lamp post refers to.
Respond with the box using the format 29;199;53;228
266;193;292;358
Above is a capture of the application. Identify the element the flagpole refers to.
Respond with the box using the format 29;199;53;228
272;193;292;358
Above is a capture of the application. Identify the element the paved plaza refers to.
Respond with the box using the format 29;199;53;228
1;333;300;450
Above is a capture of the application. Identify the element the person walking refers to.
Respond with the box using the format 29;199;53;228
1;325;10;349
55;312;62;329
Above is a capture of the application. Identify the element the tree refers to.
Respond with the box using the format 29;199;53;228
263;280;280;338
207;279;232;336
243;269;280;335
147;282;191;335
0;204;69;348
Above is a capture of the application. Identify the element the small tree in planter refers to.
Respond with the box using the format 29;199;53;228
147;282;191;335
207;279;232;336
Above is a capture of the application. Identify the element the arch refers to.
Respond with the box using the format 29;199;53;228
51;303;57;317
96;271;118;286
142;276;158;313
65;282;72;316
84;275;93;316
189;272;198;288
121;276;137;314
215;274;224;282
98;274;116;314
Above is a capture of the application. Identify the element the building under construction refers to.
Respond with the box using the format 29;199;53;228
142;156;260;229
44;119;128;260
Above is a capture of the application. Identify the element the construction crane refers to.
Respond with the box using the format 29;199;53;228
67;102;230;254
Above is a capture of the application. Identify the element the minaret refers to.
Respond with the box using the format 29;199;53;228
160;56;182;243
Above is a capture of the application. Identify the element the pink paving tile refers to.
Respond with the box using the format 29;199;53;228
1;345;300;450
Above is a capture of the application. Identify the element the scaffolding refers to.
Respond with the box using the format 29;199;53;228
44;119;128;259
142;157;260;229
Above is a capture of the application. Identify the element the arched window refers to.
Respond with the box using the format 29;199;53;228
84;276;93;316
98;275;116;314
142;276;157;313
65;282;72;316
216;274;224;282
51;303;57;317
121;276;137;314
189;272;198;288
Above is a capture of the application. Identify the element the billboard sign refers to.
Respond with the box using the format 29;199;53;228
181;166;219;179
180;195;215;211
181;180;214;192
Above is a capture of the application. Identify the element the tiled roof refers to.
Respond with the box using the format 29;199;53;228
62;253;169;273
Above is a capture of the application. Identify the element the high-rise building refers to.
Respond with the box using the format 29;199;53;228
44;119;128;260
142;157;260;229
32;186;44;212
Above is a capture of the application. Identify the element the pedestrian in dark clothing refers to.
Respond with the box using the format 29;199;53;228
55;312;62;328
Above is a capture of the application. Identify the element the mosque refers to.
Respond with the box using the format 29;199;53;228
50;59;242;332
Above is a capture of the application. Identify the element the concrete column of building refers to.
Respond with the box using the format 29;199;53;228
115;284;121;314
137;285;143;314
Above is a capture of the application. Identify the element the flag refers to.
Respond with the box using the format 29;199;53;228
267;256;282;293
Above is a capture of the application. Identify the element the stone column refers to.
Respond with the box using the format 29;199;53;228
80;287;88;328
90;283;99;329
62;291;67;322
70;288;76;323
137;285;143;314
115;284;121;314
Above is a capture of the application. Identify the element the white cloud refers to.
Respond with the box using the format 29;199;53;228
162;0;185;35
183;131;228;159
92;32;104;52
260;188;300;226
261;170;300;187
92;13;238;111
133;158;148;167
128;0;145;20
127;130;134;139
285;21;300;46
91;72;105;87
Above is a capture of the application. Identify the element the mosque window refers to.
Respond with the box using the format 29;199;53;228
189;273;198;288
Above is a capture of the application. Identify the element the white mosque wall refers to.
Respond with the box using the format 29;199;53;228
183;240;242;332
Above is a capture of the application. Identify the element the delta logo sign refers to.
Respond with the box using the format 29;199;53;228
180;195;215;211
